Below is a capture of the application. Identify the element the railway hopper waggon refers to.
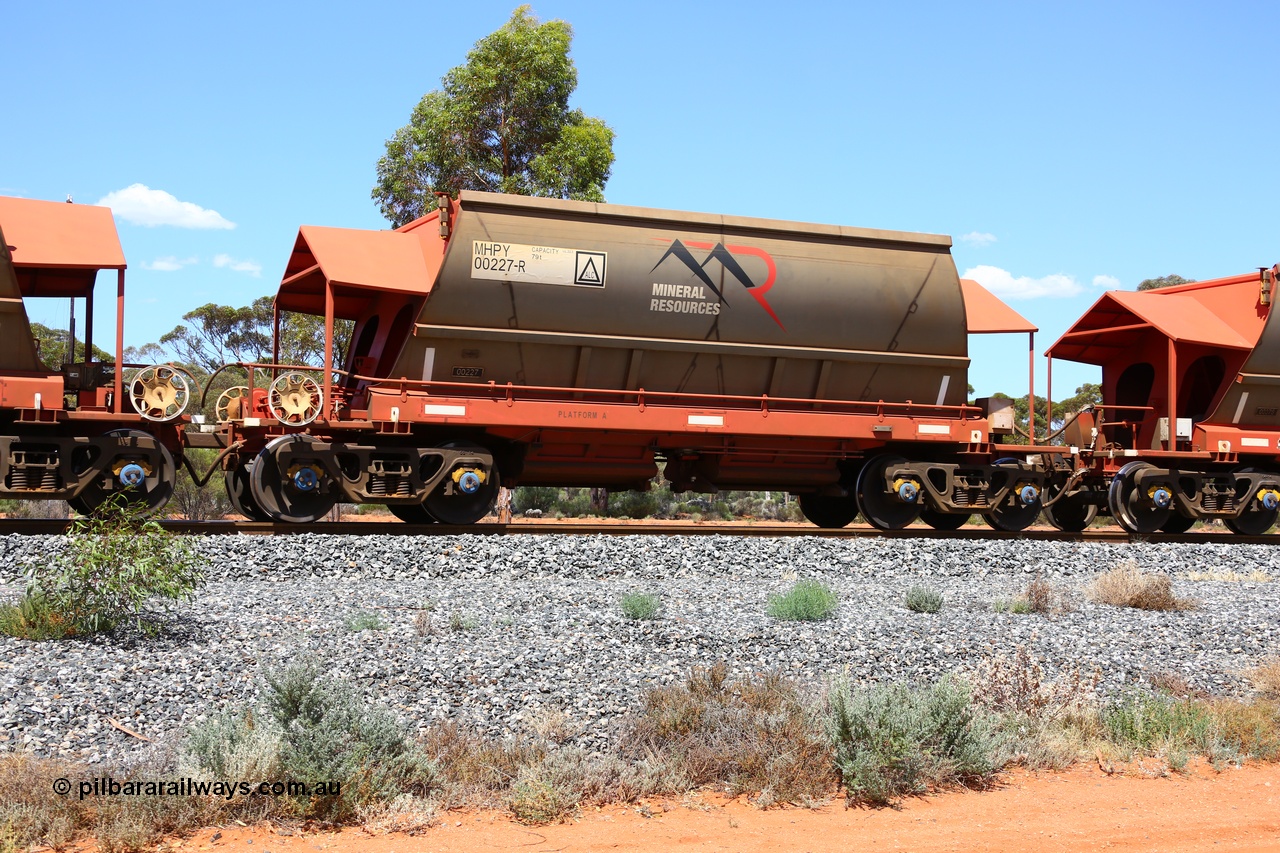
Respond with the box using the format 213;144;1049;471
0;196;182;513
6;190;1279;535
1043;268;1280;534
205;192;1054;528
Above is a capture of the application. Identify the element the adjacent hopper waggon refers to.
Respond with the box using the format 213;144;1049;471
0;196;184;513
1043;268;1280;534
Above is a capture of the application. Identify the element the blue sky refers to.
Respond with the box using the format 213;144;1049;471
4;0;1277;399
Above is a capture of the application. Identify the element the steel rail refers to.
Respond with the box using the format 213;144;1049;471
0;518;1274;545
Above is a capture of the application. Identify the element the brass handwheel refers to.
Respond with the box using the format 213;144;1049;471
268;372;323;426
128;365;190;422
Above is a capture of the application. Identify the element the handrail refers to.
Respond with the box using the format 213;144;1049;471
347;373;985;419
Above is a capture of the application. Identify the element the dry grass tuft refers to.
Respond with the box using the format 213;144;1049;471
1182;569;1272;583
1247;658;1280;698
626;663;836;806
358;793;437;834
0;752;220;853
1148;671;1207;700
1088;561;1195;611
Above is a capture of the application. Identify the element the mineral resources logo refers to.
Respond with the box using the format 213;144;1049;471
649;239;783;329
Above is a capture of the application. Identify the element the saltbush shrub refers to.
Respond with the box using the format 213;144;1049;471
905;586;944;614
767;580;838;621
619;592;661;621
184;660;433;821
829;678;1005;805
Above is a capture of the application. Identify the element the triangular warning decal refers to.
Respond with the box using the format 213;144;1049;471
578;258;600;282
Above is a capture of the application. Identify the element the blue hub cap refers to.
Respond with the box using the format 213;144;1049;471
1152;488;1172;509
1019;485;1039;506
896;481;918;503
118;463;146;488
293;468;319;492
1264;492;1279;511
458;471;482;494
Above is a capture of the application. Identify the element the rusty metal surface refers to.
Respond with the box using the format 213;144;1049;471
1206;267;1280;429
389;191;971;406
0;225;46;373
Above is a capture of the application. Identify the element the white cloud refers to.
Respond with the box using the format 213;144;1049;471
962;264;1082;300
213;253;262;277
141;255;198;272
95;184;235;229
1092;274;1121;289
959;231;997;248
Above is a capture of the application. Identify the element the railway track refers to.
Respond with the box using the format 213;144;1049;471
0;518;1274;545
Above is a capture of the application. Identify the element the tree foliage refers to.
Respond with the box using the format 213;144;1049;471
372;6;615;227
159;296;351;374
991;383;1102;443
29;322;112;371
1138;274;1194;291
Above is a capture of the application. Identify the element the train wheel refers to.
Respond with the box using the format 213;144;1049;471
225;460;271;521
1225;467;1279;535
983;458;1042;532
856;455;921;530
1160;513;1197;534
1042;498;1097;533
249;435;337;523
1107;461;1171;534
388;503;437;524
423;442;499;525
920;509;970;530
798;494;860;528
69;429;176;516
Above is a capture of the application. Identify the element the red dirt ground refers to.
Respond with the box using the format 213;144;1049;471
159;762;1280;853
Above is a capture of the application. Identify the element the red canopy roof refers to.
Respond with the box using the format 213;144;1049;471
276;223;445;318
0;196;125;297
959;279;1038;334
1048;282;1262;365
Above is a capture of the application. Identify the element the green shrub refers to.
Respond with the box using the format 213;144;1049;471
0;589;76;640
767;580;838;621
448;612;478;632
509;772;579;824
905;586;944;614
4;496;202;636
608;490;659;519
513;486;560;514
829;678;1005;806
1101;691;1218;755
184;660;433;821
619;592;661;621
344;611;387;632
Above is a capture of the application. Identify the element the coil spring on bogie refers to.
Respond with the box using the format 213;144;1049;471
952;486;989;509
5;467;61;491
367;457;413;498
1201;491;1234;513
368;474;412;497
